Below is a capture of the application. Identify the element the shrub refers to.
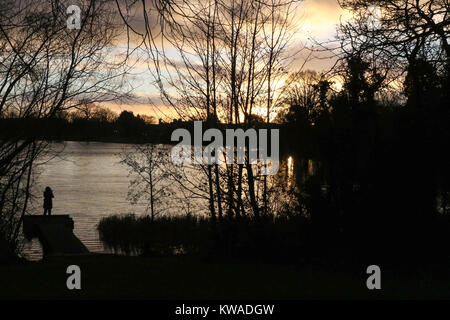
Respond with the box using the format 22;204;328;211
97;214;212;256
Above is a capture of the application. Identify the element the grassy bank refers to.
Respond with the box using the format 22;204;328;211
1;254;450;299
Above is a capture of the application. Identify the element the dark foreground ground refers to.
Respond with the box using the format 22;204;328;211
0;254;449;299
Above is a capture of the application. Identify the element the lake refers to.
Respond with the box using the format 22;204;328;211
22;141;295;260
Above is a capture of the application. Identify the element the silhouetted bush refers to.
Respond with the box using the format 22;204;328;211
97;214;213;256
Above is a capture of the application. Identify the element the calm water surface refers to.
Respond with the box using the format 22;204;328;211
22;141;295;260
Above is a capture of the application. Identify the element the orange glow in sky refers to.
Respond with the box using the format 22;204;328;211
103;0;345;121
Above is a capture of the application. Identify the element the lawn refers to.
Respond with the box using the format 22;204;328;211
1;254;449;299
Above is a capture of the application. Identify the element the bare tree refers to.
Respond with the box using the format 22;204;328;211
116;0;303;225
335;0;450;96
0;0;127;253
120;144;175;221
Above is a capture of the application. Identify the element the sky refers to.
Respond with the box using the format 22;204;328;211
104;0;346;120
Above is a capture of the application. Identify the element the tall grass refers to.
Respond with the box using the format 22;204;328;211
97;213;314;261
97;214;212;256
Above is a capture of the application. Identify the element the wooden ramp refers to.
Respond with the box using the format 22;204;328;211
23;215;89;256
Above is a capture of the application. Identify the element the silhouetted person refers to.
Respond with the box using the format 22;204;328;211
43;186;54;216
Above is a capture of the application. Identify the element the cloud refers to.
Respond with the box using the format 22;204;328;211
296;0;348;41
51;0;346;119
285;0;349;72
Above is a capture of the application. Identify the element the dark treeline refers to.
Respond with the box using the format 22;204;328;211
272;0;450;266
0;108;281;144
0;109;171;144
278;54;450;265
